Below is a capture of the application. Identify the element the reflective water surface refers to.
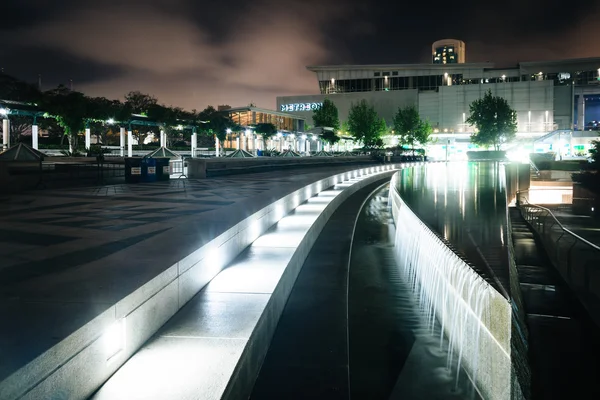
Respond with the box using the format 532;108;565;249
396;162;510;295
348;185;479;400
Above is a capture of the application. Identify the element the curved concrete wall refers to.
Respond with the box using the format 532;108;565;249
389;172;520;400
0;164;399;400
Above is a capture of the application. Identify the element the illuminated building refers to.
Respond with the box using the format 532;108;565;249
220;106;305;150
432;39;466;64
277;56;600;159
222;106;304;131
278;58;600;135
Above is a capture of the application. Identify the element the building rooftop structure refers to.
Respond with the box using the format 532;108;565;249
306;57;600;94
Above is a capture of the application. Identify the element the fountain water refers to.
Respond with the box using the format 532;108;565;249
390;172;515;400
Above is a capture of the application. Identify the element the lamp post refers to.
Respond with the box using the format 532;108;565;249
1;108;10;150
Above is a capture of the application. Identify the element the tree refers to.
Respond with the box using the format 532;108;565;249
124;91;157;116
0;73;42;103
254;123;277;139
320;129;340;145
9;115;32;143
393;105;433;154
312;98;339;131
86;97;123;145
198;106;235;143
347;99;386;148
466;90;517;150
41;85;89;151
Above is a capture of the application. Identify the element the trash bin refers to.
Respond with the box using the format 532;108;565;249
124;157;143;183
154;157;170;181
141;157;157;182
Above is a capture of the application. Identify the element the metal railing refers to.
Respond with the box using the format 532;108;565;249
517;189;600;308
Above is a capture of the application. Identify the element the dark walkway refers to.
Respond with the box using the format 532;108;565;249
249;181;386;399
509;207;600;399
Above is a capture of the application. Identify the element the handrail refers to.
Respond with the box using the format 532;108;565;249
529;160;540;176
516;189;600;252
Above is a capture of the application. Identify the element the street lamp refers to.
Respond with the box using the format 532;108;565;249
0;108;8;116
107;118;115;124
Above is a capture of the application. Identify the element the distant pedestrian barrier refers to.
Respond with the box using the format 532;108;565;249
517;190;600;318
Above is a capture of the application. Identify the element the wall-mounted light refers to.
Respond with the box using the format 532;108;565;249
104;319;126;361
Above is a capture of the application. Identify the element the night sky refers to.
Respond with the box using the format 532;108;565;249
1;0;598;110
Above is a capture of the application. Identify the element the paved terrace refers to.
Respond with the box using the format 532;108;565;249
0;163;397;399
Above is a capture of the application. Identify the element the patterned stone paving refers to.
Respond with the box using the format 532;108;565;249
0;170;318;285
0;166;376;384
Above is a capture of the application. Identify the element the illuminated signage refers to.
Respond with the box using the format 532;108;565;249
280;102;322;112
558;72;571;81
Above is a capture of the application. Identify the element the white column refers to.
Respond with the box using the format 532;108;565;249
85;128;91;150
577;96;585;130
317;140;321;152
120;127;125;157
215;137;220;157
32;125;39;149
254;136;258;156
127;130;133;157
191;132;197;158
236;136;240;150
2;119;10;150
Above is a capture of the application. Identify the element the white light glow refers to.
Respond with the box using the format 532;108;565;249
295;203;328;213
307;196;331;204
205;247;225;271
274;203;286;221
226;128;232;134
104;319;125;360
245;129;252;135
248;219;262;243
276;213;319;228
0;108;8;116
107;118;115;124
253;229;308;248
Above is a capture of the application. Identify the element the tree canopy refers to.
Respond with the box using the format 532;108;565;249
466;90;518;150
320;129;340;145
347;100;386;148
393;105;432;154
254;122;277;139
312;98;339;131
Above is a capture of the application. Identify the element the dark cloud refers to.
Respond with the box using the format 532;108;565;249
1;0;599;110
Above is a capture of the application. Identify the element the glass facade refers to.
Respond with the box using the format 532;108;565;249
316;68;600;95
228;110;298;131
433;46;457;64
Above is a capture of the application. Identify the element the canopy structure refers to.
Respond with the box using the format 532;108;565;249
313;151;332;157
227;149;255;158
146;146;181;159
338;151;354;157
279;149;301;157
0;142;44;161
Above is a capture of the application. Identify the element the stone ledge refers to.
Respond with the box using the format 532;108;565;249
187;156;377;178
0;164;398;400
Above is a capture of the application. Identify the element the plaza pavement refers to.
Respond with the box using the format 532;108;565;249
0;164;388;399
